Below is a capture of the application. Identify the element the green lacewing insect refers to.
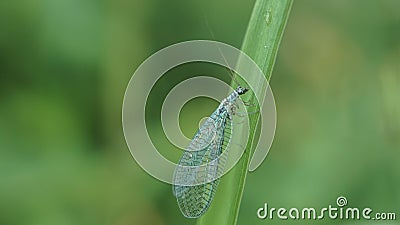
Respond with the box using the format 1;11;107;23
173;86;248;218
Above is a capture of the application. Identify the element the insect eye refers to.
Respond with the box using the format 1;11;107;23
237;86;248;95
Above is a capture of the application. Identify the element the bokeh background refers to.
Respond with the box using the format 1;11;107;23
1;0;399;225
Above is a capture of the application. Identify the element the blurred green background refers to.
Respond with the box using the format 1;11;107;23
1;0;399;225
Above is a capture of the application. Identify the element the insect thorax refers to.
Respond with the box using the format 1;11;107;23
219;90;241;117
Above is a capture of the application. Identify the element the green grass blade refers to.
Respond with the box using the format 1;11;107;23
196;0;293;224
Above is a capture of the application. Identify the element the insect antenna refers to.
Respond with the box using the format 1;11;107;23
203;16;259;109
203;15;244;88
